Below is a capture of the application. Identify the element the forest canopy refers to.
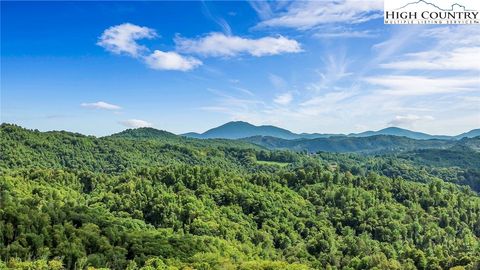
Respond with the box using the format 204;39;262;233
0;124;479;269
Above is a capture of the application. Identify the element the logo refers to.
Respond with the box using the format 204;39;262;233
384;0;479;24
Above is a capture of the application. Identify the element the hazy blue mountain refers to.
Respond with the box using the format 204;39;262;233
181;121;356;140
455;129;480;139
243;135;454;154
298;132;345;139
182;132;202;138
182;121;303;139
349;127;452;140
183;121;478;140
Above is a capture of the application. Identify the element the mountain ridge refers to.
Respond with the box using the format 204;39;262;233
183;121;477;141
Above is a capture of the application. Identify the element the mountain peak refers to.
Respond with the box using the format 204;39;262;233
184;121;298;140
379;127;406;131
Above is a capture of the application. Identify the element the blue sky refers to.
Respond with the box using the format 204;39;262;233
1;1;479;136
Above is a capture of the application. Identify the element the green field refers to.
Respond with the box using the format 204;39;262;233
255;160;290;167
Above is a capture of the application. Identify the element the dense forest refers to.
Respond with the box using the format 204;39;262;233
1;124;479;269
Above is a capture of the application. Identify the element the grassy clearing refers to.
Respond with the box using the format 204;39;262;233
256;160;290;167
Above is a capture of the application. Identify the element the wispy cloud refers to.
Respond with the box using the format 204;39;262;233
367;26;480;99
274;92;293;105
381;46;480;71
175;32;302;57
201;2;232;35
248;1;274;20
201;88;267;123
313;29;377;39
307;52;352;92
81;101;122;110
378;26;480;71
119;119;153;128
232;87;255;96
254;0;383;30
365;75;479;96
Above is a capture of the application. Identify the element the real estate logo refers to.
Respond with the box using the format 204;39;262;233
384;0;479;24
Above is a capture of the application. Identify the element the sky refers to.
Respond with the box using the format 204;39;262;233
1;1;479;136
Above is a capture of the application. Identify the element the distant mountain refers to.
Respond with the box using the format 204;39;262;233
183;121;302;140
243;135;454;154
455;129;480;139
349;127;452;140
183;121;477;141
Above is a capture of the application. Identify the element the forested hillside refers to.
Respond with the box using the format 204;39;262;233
242;135;454;154
1;124;479;270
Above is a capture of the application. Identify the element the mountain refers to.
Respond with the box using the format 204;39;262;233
455;129;480;139
183;121;302;139
349;127;452;140
243;135;454;154
184;121;477;141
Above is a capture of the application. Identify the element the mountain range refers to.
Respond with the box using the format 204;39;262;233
183;121;479;141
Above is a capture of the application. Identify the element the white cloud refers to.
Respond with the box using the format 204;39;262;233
374;26;480;71
144;50;202;71
97;23;157;57
81;101;122;110
314;30;377;39
274;92;293;105
175;32;302;57
119;119;153;128
388;114;434;127
365;75;479;96
255;0;383;30
362;26;480;104
381;47;480;71
98;23;202;72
